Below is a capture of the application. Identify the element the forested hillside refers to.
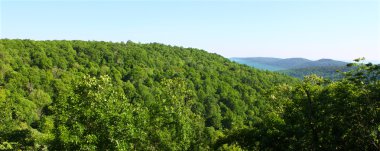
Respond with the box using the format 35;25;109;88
0;39;379;150
0;39;296;150
216;60;380;150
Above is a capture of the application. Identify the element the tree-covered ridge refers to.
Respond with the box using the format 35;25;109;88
231;57;351;80
279;66;351;80
231;57;347;71
0;39;297;150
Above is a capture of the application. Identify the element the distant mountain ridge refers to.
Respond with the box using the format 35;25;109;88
230;57;350;79
230;57;347;71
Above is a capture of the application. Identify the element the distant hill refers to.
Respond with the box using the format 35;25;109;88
231;57;350;79
230;57;348;71
229;57;284;71
279;66;351;80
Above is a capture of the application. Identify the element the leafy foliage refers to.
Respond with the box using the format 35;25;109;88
0;39;296;150
217;59;380;150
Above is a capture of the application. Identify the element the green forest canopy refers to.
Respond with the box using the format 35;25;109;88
0;39;379;150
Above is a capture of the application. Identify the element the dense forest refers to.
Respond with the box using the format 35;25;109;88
0;39;379;150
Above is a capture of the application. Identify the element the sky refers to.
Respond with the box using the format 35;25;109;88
1;0;380;62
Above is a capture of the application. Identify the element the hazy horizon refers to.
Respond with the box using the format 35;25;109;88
229;56;379;63
1;0;379;61
2;37;377;63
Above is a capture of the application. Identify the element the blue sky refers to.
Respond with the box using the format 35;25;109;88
1;0;379;61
